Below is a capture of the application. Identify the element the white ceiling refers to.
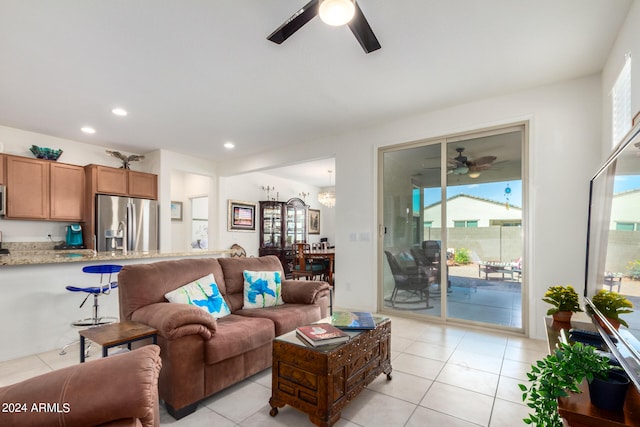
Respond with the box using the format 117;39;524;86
0;1;633;186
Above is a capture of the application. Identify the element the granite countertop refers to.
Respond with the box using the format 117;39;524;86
0;242;232;266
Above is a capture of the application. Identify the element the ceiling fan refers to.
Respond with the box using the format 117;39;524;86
448;147;497;177
267;0;381;53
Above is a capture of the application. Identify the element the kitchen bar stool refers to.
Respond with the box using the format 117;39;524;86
59;264;123;356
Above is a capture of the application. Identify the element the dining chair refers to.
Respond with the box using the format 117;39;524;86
291;242;326;280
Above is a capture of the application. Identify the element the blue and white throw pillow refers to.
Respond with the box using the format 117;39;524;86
164;273;231;319
242;270;284;309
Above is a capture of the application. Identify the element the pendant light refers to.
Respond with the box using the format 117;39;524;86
318;170;336;208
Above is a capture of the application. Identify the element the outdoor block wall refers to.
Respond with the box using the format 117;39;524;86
423;226;522;263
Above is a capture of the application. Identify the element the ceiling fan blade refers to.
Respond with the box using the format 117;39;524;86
347;2;381;53
475;164;493;171
267;0;319;45
472;155;497;166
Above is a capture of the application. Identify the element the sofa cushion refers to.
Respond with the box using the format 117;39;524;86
242;270;284;309
235;304;322;337
204;314;275;365
118;258;228;321
164;274;231;319
218;256;285;312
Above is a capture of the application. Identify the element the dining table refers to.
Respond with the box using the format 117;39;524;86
304;248;335;285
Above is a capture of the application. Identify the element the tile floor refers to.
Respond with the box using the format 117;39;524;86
0;314;547;426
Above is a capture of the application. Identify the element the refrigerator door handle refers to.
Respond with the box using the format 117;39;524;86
128;201;136;251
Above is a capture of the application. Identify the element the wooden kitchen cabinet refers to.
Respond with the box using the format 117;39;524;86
85;164;157;199
5;156;84;221
128;170;157;199
50;163;84;220
0;154;5;184
5;155;50;219
93;165;128;196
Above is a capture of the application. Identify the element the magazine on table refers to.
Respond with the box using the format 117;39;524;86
296;323;350;347
331;311;376;330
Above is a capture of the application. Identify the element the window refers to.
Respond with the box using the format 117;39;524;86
612;55;632;146
490;219;522;227
454;220;478;228
191;196;208;249
615;222;639;231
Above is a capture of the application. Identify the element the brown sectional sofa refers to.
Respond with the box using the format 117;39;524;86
117;255;331;419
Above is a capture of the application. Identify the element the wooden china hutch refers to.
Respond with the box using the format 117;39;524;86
259;197;307;277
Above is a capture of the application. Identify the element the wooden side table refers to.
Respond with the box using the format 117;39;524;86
544;317;640;426
78;321;158;363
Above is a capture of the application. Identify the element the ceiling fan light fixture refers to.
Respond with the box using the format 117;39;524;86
468;171;481;179
453;166;469;175
319;0;356;26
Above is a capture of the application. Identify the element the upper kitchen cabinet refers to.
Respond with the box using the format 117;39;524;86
89;165;128;196
50;162;85;220
5;156;84;221
0;154;5;184
85;164;157;200
6;156;49;219
128;170;157;199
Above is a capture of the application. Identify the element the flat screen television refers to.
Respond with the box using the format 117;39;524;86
585;121;640;390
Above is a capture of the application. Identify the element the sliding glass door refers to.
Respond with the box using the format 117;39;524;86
380;125;525;331
381;142;444;318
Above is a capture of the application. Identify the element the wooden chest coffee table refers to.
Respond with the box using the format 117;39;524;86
269;317;392;427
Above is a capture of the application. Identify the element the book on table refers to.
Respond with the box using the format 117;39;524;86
296;323;350;347
331;311;376;330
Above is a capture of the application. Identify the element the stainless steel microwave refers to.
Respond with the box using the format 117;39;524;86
0;184;5;216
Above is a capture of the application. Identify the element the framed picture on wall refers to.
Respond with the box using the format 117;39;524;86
227;200;256;231
170;201;183;221
308;209;320;234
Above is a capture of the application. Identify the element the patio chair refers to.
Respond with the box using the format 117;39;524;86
413;243;451;292
384;250;432;309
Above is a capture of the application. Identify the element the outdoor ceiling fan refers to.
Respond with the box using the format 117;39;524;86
448;148;497;177
267;0;381;53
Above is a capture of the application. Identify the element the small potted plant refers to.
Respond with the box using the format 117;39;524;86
543;285;582;323
591;289;633;330
520;341;628;426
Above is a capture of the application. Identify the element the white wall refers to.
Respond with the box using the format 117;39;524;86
221;75;603;341
153;149;217;251
601;0;640;156
170;170;212;251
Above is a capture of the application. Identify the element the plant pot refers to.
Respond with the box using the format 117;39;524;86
552;311;573;323
588;370;630;411
596;317;620;333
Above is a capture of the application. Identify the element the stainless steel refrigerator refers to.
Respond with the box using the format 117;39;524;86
96;194;158;252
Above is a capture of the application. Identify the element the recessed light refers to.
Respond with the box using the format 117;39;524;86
112;107;128;116
224;142;235;149
81;126;96;134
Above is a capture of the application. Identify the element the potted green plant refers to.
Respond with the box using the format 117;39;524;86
542;285;582;322
591;289;633;330
519;341;626;426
